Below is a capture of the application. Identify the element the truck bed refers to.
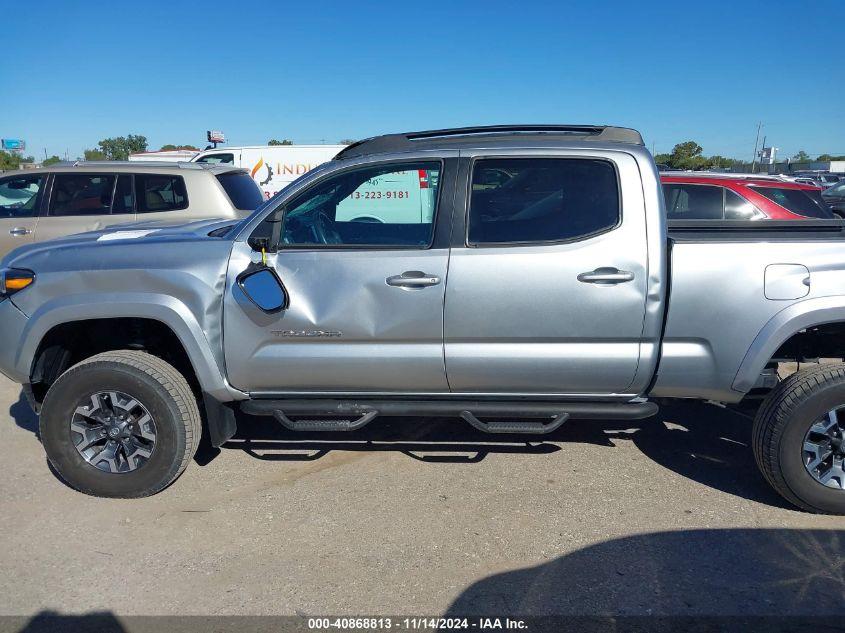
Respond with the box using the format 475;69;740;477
651;219;845;402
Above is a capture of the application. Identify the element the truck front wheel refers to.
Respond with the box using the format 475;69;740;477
39;351;201;498
753;363;845;514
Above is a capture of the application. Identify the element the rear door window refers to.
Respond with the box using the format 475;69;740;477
662;183;724;220
50;174;115;216
751;186;834;219
216;173;264;210
467;158;619;245
0;174;44;218
136;174;188;213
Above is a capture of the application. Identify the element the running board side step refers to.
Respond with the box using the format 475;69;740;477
274;410;378;432
240;399;658;434
460;411;568;434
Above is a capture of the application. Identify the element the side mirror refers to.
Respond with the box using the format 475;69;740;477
237;267;288;313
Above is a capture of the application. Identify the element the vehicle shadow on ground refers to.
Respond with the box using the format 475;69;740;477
444;528;845;621
9;611;125;633
217;400;790;509
9;390;38;436
9;387;786;509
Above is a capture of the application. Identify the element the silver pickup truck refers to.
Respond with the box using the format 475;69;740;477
1;125;845;513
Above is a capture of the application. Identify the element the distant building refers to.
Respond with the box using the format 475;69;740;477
787;161;845;174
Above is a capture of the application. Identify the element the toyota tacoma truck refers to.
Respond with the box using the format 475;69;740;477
2;125;845;514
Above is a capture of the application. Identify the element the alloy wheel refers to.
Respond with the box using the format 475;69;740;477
70;391;157;473
804;408;845;490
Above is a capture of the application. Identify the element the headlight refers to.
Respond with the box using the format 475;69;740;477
0;269;35;297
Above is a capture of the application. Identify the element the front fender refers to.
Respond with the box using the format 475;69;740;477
15;292;246;402
733;295;845;394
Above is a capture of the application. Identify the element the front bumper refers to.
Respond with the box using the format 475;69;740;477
0;298;30;384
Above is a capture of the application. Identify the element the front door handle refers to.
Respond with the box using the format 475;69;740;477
577;267;635;285
386;271;441;288
9;227;32;237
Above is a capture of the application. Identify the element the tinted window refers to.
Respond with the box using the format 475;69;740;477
278;162;440;247
663;183;723;220
195;153;234;165
0;175;44;218
112;174;134;214
217;173;264;210
468;158;619;245
136;174;188;213
724;189;761;220
751;186;834;219
50;174;115;216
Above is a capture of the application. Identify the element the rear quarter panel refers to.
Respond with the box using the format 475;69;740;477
652;235;845;401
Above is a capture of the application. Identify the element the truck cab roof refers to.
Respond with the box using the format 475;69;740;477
334;125;645;161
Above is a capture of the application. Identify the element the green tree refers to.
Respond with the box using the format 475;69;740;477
0;150;22;170
160;144;199;151
792;150;811;162
267;139;293;146
667;141;707;170
339;138;356;145
818;154;845;162
95;134;148;160
706;155;743;170
42;155;62;166
83;148;107;161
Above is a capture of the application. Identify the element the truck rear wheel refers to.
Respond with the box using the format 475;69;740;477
753;363;845;514
39;351;201;498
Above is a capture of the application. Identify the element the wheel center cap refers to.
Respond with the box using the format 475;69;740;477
108;427;121;438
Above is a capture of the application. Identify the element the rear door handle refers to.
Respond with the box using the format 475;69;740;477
386;271;441;288
9;227;32;237
577;267;635;285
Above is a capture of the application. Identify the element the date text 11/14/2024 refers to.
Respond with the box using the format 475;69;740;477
307;617;528;630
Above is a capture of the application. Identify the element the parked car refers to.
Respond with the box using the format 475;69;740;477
661;173;834;220
5;124;845;513
0;162;263;258
822;180;845;217
793;171;842;189
191;145;346;201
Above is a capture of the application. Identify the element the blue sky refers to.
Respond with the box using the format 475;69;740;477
2;0;843;161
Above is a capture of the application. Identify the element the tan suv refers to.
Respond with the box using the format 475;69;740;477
0;162;263;257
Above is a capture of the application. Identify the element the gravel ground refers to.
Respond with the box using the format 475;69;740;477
0;373;843;623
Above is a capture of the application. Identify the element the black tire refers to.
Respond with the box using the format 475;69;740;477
753;363;845;514
40;350;201;498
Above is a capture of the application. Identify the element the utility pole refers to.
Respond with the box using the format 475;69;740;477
751;122;762;173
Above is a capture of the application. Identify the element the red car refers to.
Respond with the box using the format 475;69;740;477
660;174;834;220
